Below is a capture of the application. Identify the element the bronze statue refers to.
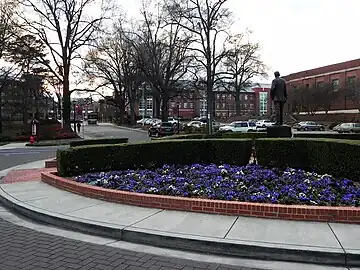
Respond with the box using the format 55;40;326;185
270;71;287;125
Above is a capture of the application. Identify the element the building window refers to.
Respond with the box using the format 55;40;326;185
146;98;152;110
184;102;188;108
189;103;194;109
217;94;220;99
222;103;226;109
332;79;340;91
347;76;356;85
245;95;248;100
316;81;324;87
250;104;254;109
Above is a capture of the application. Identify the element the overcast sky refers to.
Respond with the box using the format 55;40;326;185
124;0;360;78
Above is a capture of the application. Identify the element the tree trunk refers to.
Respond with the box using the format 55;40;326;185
62;77;71;130
23;87;28;124
114;90;124;125
153;97;161;118
161;95;169;122
235;90;241;116
129;99;136;125
206;67;213;135
0;89;2;134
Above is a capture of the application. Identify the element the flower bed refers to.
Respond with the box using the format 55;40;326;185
74;164;360;207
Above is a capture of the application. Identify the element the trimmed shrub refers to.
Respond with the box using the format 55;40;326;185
293;132;360;140
151;134;204;141
70;137;129;147
256;138;360;181
57;139;253;176
222;132;267;140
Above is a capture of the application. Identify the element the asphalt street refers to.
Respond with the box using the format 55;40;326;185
0;125;149;172
0;147;61;171
85;124;150;143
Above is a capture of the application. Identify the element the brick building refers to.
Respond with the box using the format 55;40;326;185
283;58;360;111
133;81;271;119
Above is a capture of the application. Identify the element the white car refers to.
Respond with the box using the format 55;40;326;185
187;121;202;128
149;118;162;126
219;121;257;132
168;117;179;125
256;120;275;130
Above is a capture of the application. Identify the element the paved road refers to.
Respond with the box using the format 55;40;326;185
85;124;150;143
0;217;257;270
0;147;62;171
0;125;149;172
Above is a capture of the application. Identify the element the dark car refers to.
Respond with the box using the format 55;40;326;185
148;122;175;137
293;121;325;131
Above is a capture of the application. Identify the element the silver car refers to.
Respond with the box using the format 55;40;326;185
333;123;360;133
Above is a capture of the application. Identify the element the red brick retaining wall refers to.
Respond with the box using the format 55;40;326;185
41;172;360;224
45;159;57;168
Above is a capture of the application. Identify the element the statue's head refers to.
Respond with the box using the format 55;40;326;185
274;71;280;78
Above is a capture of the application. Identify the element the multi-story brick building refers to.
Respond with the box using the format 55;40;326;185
133;81;271;119
283;58;360;111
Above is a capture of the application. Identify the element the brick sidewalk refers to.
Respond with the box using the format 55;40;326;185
1;168;55;184
0;217;258;270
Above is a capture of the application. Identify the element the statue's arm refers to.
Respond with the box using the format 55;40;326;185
270;79;276;100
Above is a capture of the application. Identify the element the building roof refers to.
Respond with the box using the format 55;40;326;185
283;58;360;81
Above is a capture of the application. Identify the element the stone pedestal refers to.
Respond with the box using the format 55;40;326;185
266;125;292;138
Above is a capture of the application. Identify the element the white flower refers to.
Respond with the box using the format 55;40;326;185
148;187;158;193
303;179;310;184
218;165;224;169
168;185;176;190
221;169;228;175
102;179;108;184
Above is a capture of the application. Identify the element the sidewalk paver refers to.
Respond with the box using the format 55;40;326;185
0;217;256;270
1;168;54;184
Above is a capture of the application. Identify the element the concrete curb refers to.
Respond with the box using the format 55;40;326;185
0;185;353;267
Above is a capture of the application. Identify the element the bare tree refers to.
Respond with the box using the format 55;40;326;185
17;0;111;129
83;19;144;125
167;0;232;133
222;33;267;116
312;83;339;114
0;0;21;133
129;0;193;121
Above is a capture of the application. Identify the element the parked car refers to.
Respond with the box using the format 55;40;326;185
293;121;325;131
136;117;152;124
256;119;275;128
187;121;202;128
333;123;360;133
168;117;179;125
149;118;162;126
219;121;257;132
148;122;175;137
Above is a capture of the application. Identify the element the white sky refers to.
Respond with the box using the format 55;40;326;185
124;0;360;78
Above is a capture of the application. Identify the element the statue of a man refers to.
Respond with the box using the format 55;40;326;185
270;71;287;125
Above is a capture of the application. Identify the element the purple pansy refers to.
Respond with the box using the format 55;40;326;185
73;164;360;207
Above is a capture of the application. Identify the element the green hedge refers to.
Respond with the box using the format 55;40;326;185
222;132;267;139
293;133;360;140
256;138;360;180
57;139;253;176
69;138;129;147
